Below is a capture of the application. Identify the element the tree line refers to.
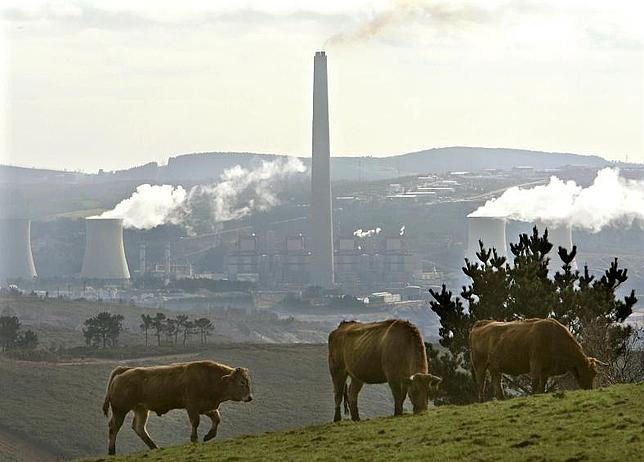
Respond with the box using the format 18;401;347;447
427;227;642;405
139;313;214;346
81;312;215;348
0;315;39;352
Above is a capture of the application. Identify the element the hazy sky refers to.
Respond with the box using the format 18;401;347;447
1;0;643;172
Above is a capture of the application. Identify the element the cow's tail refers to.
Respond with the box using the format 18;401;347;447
343;383;349;415
103;366;130;417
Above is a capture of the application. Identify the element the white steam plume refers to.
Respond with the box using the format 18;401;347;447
399;225;406;236
96;184;187;229
354;227;382;238
469;168;644;232
94;157;306;230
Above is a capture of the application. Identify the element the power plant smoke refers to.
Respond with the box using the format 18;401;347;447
95;157;306;231
354;227;382;238
325;0;486;47
469;168;644;232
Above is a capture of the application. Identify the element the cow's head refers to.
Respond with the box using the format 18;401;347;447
403;373;442;414
224;367;253;402
576;357;606;389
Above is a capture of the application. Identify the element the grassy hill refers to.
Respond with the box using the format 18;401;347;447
83;383;642;462
0;344;395;461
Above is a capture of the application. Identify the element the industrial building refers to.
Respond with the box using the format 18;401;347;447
225;230;418;290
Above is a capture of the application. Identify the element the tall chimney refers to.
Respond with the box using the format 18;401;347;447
0;218;37;281
310;51;334;287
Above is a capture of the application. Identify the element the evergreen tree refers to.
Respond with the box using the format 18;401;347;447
428;226;638;404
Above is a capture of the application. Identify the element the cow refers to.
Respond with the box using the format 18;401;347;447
469;318;606;401
102;360;253;455
328;319;441;422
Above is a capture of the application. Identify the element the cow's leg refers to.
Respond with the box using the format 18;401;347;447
203;409;221;442
529;359;546;394
108;409;126;455
388;380;405;416
490;370;505;400
473;363;488;402
187;408;200;443
330;367;348;422
132;406;157;450
347;378;364;422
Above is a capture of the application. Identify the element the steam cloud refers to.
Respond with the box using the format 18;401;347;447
469;168;644;232
95;157;306;230
399;225;406;236
354;227;382;238
325;0;486;47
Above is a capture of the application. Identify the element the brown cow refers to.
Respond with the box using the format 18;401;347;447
328;319;441;422
102;360;253;455
469;318;605;401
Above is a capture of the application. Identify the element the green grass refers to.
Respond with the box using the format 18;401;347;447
0;344;393;460
82;383;643;462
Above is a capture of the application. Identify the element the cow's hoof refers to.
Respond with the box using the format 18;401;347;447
204;432;217;442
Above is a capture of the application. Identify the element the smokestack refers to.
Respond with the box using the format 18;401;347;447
467;217;507;261
310;51;335;287
81;218;130;279
0;218;37;281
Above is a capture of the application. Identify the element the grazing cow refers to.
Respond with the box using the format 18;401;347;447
469;318;605;401
102;360;253;455
328;319;441;422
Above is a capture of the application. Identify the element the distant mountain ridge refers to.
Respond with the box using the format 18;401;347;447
1;147;612;184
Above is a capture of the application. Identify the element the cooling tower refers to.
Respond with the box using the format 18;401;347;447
310;51;335;287
466;217;507;261
0;218;37;280
538;221;577;270
81;218;130;279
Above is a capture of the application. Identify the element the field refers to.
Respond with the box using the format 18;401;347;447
84;383;644;462
0;344;395;461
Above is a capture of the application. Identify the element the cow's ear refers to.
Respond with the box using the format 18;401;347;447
430;375;442;387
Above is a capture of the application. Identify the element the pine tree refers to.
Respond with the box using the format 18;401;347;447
428;226;638;404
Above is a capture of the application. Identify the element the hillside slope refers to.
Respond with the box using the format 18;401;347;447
1;146;611;184
88;383;643;462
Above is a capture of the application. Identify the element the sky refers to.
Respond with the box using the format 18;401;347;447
0;0;643;172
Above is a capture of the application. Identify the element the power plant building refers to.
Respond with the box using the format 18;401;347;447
81;218;131;279
0;218;37;281
310;51;335;287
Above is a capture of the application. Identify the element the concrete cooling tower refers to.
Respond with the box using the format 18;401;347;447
0;218;37;281
81;218;130;279
466;217;507;261
538;222;577;271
